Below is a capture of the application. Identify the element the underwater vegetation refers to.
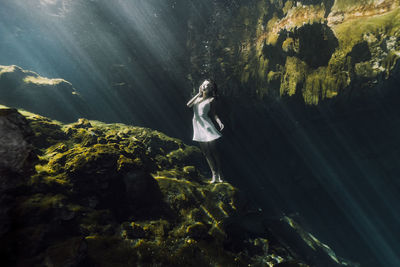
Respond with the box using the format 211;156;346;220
0;107;358;266
0;0;399;266
189;0;400;105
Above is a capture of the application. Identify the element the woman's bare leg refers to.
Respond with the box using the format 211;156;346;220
208;140;223;182
199;141;218;182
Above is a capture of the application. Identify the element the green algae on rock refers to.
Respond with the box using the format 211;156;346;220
189;0;400;105
1;107;358;266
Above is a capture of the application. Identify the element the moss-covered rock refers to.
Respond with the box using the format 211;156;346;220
189;0;400;105
1;107;355;266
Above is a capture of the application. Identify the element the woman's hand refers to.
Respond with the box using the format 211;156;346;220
187;92;202;107
216;119;224;131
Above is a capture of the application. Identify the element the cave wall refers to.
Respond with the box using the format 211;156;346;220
188;0;400;105
186;1;400;266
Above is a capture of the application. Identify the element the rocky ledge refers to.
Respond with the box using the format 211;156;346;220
0;65;87;122
0;107;356;267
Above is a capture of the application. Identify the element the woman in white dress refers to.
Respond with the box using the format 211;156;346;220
187;80;224;183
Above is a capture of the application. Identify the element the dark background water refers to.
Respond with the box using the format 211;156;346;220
1;0;400;266
0;0;193;138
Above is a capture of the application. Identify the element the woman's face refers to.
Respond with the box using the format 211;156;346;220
201;80;211;96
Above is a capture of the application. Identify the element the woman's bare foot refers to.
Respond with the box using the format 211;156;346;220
216;173;224;183
209;173;218;184
209;177;223;184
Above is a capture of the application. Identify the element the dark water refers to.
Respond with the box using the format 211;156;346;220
1;0;400;266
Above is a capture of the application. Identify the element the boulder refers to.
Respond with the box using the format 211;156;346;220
0;108;36;175
0;65;88;122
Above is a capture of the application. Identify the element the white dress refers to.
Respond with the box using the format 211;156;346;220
192;97;222;142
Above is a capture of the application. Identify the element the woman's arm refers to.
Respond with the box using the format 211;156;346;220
186;92;201;108
210;98;224;131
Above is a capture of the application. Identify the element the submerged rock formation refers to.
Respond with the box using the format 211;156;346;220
0;65;88;122
0;108;37;247
189;0;400;105
0;1;398;265
185;2;400;266
0;107;356;267
0;108;36;174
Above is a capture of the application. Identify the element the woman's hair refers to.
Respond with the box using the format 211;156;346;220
200;79;218;98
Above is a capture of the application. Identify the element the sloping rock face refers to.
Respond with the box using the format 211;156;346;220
0;65;88;122
1;108;356;267
0;109;37;248
0;108;36;174
186;2;400;266
188;0;400;104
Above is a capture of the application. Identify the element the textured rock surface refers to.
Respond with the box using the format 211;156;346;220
188;0;400;105
0;108;37;257
0;108;355;267
185;7;400;266
0;108;36;174
0;65;87;122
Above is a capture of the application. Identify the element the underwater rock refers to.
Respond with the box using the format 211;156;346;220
0;65;88;122
0;109;38;261
43;237;89;267
188;0;400;105
122;170;164;217
0;109;358;266
0;108;36;175
268;216;359;267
